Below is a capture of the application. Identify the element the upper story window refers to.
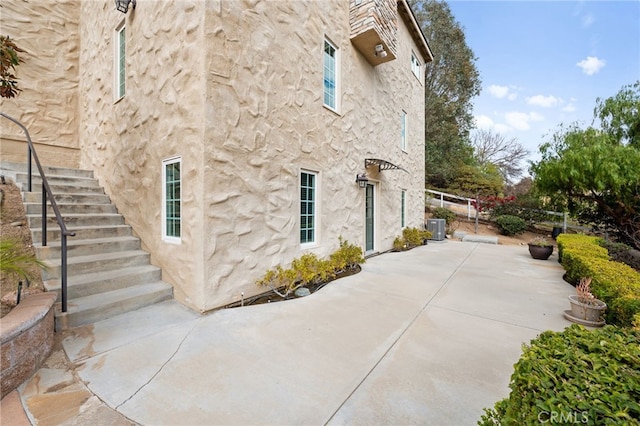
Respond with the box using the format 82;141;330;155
162;157;181;243
411;51;421;80
300;170;317;245
115;21;126;100
401;110;407;152
323;38;339;112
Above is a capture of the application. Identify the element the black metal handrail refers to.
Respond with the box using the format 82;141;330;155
1;112;75;313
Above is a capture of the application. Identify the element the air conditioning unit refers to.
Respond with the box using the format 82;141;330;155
426;219;446;241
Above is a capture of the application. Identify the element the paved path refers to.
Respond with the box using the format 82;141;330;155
13;241;573;425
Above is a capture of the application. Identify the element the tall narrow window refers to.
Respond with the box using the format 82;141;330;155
411;52;421;79
163;157;181;242
401;110;407;151
323;38;338;111
300;171;316;245
115;22;126;100
401;190;406;228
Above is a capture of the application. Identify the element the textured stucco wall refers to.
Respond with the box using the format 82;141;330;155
78;0;207;310
77;0;425;312
0;0;80;167
200;0;426;309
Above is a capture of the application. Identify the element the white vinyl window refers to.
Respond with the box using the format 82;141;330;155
162;157;181;243
401;110;407;152
300;170;318;245
411;51;421;79
401;190;406;228
323;37;339;112
115;21;126;100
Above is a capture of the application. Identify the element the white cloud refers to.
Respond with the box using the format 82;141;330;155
494;123;512;134
505;111;544;131
474;114;495;130
562;104;576;113
487;84;517;100
487;85;509;98
526;95;562;108
576;56;606;75
582;12;595;28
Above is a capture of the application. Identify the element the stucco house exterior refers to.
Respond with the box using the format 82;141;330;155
1;0;432;313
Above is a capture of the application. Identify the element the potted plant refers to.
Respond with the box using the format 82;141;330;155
564;277;606;327
527;236;553;260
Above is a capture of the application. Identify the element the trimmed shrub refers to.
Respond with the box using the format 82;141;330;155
257;238;364;297
557;234;640;328
393;227;432;251
479;325;640;425
495;215;526;236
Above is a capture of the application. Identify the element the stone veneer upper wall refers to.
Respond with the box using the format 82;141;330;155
78;0;425;312
0;0;81;167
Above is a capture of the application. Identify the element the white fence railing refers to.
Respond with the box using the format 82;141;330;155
425;189;570;232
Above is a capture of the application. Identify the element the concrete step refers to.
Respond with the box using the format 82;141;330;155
42;250;151;280
35;236;141;260
31;224;133;243
23;191;112;205
24;183;106;195
45;264;162;299
0;161;94;179
56;281;173;329
27;213;124;229
14;172;101;190
25;202;117;215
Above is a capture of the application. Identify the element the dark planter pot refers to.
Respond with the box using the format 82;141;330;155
528;244;553;260
552;226;563;240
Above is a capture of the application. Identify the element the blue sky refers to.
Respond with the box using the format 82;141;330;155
446;0;640;171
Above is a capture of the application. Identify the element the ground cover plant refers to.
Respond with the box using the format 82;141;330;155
393;227;432;251
494;215;526;236
479;325;640;425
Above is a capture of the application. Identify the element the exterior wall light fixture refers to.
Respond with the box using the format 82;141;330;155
375;43;387;58
115;0;136;13
356;173;369;188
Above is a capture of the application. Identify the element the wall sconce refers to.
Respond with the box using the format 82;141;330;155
375;44;387;58
115;0;136;13
355;173;368;188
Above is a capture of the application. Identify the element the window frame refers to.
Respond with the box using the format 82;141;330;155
323;37;340;113
411;51;421;80
401;110;408;152
401;190;406;228
115;20;126;101
300;170;318;247
162;157;182;244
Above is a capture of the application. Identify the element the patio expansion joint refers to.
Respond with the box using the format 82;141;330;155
323;243;479;425
114;318;201;411
429;304;551;333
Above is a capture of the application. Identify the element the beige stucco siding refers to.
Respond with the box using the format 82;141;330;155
78;0;207;311
0;0;80;167
199;0;426;309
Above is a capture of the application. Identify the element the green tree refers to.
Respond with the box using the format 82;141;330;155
532;82;640;249
0;35;24;98
410;0;481;189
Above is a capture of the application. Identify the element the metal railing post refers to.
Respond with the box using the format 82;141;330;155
28;146;32;192
61;233;68;313
42;182;47;246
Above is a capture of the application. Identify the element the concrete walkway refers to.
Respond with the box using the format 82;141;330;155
12;241;573;425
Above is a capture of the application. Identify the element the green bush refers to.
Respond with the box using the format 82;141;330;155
257;237;365;297
557;234;640;328
392;227;432;251
494;215;527;236
431;207;457;227
479;325;640;426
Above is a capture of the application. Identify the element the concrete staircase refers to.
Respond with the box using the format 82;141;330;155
0;162;173;329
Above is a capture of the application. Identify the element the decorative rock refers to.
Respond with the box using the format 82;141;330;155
294;287;311;298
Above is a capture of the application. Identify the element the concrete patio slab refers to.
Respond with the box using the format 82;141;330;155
15;241;574;425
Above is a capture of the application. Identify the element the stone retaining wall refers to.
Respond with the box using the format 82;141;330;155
0;293;57;398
